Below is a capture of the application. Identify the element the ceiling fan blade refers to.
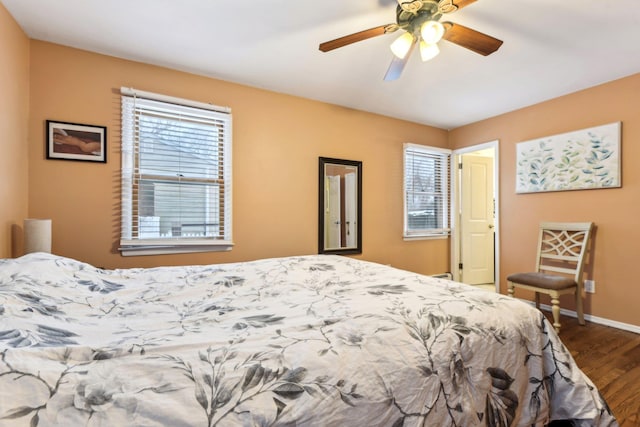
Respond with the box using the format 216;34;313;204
383;37;417;81
438;0;477;13
319;25;396;52
451;0;477;10
442;22;503;56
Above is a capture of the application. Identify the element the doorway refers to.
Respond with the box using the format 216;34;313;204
451;141;500;292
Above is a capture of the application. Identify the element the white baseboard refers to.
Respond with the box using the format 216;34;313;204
520;300;640;335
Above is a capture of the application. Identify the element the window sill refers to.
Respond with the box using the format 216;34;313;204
119;240;233;256
403;234;449;241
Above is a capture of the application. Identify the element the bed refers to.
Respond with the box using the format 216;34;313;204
0;253;616;426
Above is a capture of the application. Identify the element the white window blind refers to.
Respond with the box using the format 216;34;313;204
403;143;451;238
120;89;232;256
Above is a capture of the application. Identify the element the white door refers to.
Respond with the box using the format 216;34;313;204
325;175;341;249
344;172;357;248
461;154;495;284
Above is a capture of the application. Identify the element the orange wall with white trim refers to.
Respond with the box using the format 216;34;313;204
26;40;450;273
2;0;639;327
449;73;640;326
0;3;29;258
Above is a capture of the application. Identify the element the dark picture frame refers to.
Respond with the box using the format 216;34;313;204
46;120;107;163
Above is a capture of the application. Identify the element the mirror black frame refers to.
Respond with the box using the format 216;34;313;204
318;157;362;255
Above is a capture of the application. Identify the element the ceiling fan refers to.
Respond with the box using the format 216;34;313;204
319;0;503;81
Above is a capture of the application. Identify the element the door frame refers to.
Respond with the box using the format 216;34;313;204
450;140;500;292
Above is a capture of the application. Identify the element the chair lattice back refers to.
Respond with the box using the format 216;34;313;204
536;222;593;281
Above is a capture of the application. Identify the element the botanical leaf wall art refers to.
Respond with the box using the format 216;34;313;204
516;122;621;193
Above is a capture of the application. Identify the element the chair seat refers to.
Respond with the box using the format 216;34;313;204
507;272;577;290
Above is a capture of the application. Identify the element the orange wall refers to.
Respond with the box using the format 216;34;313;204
6;22;639;327
0;3;29;258
449;73;640;327
27;41;449;273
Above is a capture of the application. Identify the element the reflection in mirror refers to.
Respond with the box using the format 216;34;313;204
318;157;362;254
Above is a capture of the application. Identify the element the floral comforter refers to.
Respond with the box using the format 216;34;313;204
0;253;617;426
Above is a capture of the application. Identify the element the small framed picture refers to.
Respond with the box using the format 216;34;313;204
46;120;107;163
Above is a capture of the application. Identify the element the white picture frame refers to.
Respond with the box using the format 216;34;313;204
515;122;621;194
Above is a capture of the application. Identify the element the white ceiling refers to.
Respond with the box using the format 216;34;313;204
3;0;640;129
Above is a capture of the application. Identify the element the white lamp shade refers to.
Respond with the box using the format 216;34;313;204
390;32;415;59
421;21;445;44
24;218;52;254
420;41;440;62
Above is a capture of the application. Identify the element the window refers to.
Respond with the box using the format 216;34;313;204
403;143;451;238
120;88;232;256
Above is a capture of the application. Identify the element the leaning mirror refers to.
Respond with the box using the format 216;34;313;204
318;157;362;255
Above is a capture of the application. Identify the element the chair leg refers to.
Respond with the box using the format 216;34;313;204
576;289;586;326
507;281;514;297
535;292;541;309
550;296;561;333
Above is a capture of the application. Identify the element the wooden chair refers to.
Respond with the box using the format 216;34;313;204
507;222;593;333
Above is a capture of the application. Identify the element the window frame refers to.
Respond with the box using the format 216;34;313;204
119;88;233;256
403;143;451;240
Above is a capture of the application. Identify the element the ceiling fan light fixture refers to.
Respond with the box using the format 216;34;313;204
421;20;445;44
419;40;440;61
390;32;415;59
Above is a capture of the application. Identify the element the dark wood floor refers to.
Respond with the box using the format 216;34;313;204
550;314;640;426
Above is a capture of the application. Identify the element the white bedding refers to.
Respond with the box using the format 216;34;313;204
0;253;617;426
